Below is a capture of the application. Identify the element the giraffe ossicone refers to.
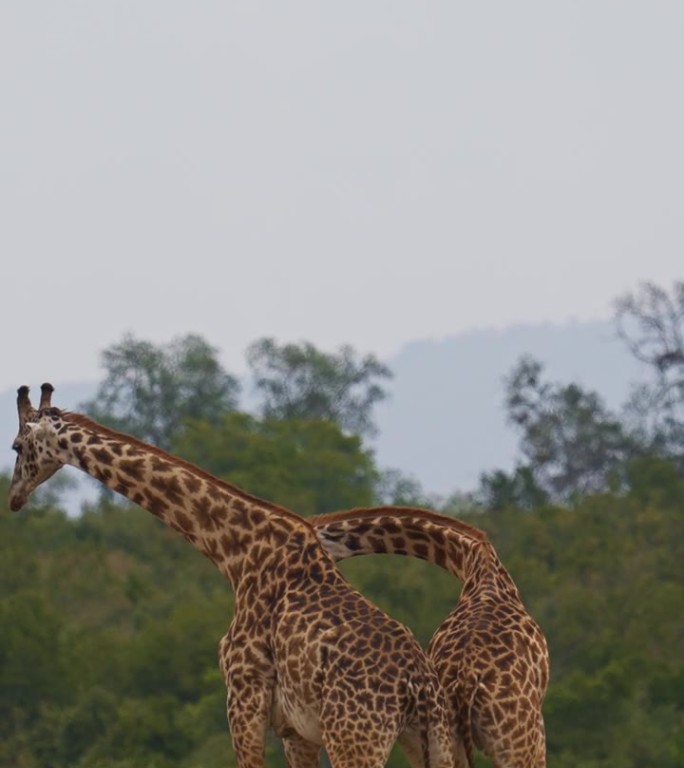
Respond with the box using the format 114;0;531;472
9;384;466;768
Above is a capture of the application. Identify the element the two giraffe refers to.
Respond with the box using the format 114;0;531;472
8;384;463;768
311;506;550;768
9;384;549;767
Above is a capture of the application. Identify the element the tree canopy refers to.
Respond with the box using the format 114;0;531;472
173;413;377;516
1;466;682;768
480;355;636;506
616;280;684;471
246;337;392;438
81;333;240;449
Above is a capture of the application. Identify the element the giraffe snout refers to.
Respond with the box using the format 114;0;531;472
9;492;27;512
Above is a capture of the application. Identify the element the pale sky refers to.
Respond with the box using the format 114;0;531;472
2;2;683;395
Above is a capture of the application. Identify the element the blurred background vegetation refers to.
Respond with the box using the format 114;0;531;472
1;281;683;767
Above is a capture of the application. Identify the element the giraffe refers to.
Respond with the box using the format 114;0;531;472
310;506;550;768
8;385;464;768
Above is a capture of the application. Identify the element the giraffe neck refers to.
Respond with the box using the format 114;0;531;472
311;506;522;600
58;411;311;589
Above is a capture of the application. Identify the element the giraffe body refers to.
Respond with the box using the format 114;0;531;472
9;386;462;768
311;506;550;768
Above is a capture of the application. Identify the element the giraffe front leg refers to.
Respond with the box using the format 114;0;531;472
225;676;273;768
220;633;274;768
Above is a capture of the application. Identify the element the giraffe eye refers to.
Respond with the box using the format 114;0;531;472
12;442;22;455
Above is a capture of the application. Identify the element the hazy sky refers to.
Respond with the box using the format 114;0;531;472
2;2;683;394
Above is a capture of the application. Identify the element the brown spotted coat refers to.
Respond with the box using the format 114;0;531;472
311;506;550;768
9;385;464;768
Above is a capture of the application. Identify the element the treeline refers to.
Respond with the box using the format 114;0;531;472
1;281;683;767
2;468;682;768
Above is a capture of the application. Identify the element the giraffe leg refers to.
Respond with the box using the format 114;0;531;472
219;625;279;768
488;723;546;768
399;721;468;768
397;730;426;768
480;704;546;768
224;687;271;768
222;665;275;768
282;733;321;768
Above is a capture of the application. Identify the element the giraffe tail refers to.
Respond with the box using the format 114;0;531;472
413;675;432;768
420;677;469;768
455;674;479;768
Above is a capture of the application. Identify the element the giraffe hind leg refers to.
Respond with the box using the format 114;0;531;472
397;729;428;768
282;733;321;768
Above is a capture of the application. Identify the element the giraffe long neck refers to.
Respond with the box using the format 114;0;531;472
311;506;522;600
60;412;310;589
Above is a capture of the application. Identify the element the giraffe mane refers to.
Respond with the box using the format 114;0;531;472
310;505;490;544
56;409;312;528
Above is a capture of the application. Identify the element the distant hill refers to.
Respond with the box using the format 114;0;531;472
370;319;646;496
0;320;647;507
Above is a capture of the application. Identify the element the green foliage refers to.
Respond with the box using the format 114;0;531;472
479;487;684;767
339;555;458;648
174;412;377;515
0;482;235;768
2;463;682;767
81;333;240;449
615;279;684;473
374;467;437;507
478;465;549;511
3;310;684;767
0;594;69;728
246;337;392;437
484;356;637;505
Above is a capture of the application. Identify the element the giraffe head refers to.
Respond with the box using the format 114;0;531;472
9;383;66;511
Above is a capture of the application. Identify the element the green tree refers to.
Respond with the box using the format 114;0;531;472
246;338;392;437
0;594;70;740
81;333;240;449
616;280;684;471
2;469;684;766
174;412;377;515
491;356;635;503
478;489;684;768
374;468;431;506
478;466;549;511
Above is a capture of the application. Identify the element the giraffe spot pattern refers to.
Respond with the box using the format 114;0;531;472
9;402;462;768
311;506;549;768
